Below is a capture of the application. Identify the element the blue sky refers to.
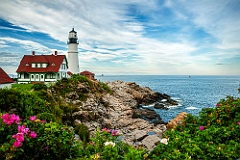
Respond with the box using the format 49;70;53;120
0;0;240;75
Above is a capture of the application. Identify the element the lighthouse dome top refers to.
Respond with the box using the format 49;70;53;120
69;28;77;33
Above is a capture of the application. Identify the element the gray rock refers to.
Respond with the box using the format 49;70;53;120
142;135;161;151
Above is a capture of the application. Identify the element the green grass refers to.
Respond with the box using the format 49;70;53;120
11;83;34;91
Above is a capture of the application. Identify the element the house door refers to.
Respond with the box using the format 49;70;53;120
40;74;44;81
35;74;39;81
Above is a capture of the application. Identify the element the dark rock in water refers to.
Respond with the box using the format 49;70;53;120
168;99;178;105
154;103;164;109
144;92;162;104
162;93;171;99
132;108;165;125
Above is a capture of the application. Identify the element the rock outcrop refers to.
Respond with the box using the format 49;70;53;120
70;80;177;150
166;112;188;129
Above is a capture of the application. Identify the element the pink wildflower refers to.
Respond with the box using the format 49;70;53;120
29;131;37;138
41;120;46;123
111;130;117;136
12;133;24;142
199;126;204;131
11;114;20;124
30;116;36;121
13;141;22;148
18;125;30;134
216;103;221;107
2;113;14;125
237;121;240;125
1;113;20;125
102;128;111;133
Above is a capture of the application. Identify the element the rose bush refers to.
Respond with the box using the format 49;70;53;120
150;96;240;159
0;114;81;159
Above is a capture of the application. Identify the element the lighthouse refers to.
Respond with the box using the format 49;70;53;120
67;28;80;74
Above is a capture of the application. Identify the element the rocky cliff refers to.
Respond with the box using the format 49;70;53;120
65;79;178;150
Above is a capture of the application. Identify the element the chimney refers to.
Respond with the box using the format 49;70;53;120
54;51;57;56
32;51;35;56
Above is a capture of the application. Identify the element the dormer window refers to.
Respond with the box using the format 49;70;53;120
25;63;29;66
42;63;47;68
51;63;55;66
32;63;36;68
37;63;41;68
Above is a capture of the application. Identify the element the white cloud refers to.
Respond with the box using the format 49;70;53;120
178;0;240;50
0;37;51;53
0;0;239;75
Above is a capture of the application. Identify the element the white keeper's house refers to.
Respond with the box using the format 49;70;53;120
16;51;68;84
16;28;92;84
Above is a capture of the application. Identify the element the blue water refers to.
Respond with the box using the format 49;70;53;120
96;75;240;122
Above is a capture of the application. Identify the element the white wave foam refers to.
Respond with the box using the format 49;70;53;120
186;106;198;110
161;99;167;102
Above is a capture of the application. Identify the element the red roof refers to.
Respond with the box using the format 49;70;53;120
16;54;67;73
0;67;14;84
80;70;95;75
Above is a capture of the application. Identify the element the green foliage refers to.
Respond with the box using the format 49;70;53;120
150;96;240;159
37;112;58;122
11;83;34;91
74;123;90;144
0;88;52;119
0;114;81;159
98;82;112;94
80;128;148;159
31;83;47;91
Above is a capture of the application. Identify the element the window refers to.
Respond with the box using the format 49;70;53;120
24;73;29;79
62;64;66;70
50;73;55;78
51;63;55;66
41;75;44;79
25;63;29;66
36;74;39;79
37;63;41;68
31;74;34;79
32;63;36;68
42;63;47;68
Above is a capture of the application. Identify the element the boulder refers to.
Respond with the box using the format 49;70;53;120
142;135;161;151
154;103;164;109
166;112;187;129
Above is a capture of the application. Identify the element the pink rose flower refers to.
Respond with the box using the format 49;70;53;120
18;125;30;134
111;130;117;136
1;113;21;125
11;114;20;124
29;131;37;138
13;141;22;148
12;132;25;142
2;113;14;125
237;121;240;125
199;126;204;131
30;116;36;121
102;128;111;133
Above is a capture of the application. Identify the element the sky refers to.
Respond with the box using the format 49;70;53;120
0;0;240;75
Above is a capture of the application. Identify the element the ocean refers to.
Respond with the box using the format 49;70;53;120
96;75;240;122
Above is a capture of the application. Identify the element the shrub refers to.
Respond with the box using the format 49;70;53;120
31;83;47;91
0;113;81;159
150;96;240;159
75;123;90;144
0;88;52;119
98;82;112;94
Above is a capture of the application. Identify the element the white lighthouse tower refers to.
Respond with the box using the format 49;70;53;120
67;28;80;74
